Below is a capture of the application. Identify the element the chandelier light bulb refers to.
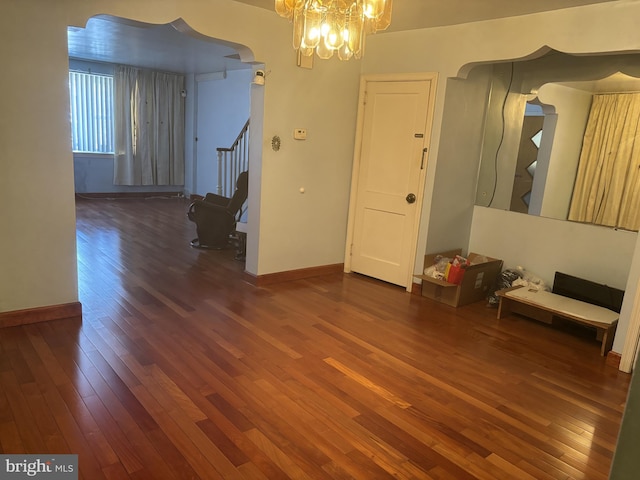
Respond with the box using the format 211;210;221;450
275;0;393;61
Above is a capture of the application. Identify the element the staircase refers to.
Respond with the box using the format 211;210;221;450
217;119;249;197
217;119;249;259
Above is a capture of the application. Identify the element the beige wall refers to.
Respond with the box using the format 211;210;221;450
1;1;80;312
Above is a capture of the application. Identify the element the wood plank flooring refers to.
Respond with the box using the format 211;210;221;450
0;196;631;479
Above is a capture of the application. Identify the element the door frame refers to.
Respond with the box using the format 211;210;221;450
344;72;438;291
620;278;640;372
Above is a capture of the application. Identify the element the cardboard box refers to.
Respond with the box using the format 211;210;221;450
416;249;503;307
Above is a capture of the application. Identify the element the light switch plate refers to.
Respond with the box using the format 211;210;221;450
294;128;307;140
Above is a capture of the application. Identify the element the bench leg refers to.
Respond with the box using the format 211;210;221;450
600;325;617;356
497;297;511;319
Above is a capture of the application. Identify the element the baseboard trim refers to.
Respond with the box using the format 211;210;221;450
245;263;345;287
606;350;622;369
0;302;83;328
76;192;183;199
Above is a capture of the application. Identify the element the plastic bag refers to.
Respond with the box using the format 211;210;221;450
424;255;452;280
512;266;548;291
487;266;548;306
487;268;523;306
424;255;469;284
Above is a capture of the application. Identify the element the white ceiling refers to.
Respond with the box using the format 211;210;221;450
236;0;619;32
67;0;620;75
560;73;640;93
67;17;250;74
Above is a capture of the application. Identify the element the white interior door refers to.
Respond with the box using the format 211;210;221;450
348;77;435;288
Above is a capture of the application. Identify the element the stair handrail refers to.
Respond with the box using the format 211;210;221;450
216;118;250;154
216;119;250;198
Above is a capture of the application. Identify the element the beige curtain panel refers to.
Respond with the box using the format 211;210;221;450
114;65;185;186
568;93;640;231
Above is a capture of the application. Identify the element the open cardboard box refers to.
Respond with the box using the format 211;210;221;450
416;249;503;307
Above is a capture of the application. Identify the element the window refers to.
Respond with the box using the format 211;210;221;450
69;71;114;154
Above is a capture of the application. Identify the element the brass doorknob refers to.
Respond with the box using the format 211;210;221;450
406;193;416;204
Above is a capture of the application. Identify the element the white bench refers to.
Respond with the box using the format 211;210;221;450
496;286;619;356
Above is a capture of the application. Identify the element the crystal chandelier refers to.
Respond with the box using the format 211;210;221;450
274;0;393;61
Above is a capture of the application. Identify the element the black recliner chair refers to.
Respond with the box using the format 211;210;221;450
187;171;248;249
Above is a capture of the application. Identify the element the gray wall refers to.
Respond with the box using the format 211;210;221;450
425;66;491;254
74;154;184;194
610;357;640;479
194;69;252;196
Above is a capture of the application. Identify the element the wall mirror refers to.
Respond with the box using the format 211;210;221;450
474;50;640;231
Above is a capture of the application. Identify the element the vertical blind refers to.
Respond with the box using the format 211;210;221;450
69;71;115;153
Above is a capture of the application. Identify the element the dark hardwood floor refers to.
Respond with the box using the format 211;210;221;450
0;196;631;479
